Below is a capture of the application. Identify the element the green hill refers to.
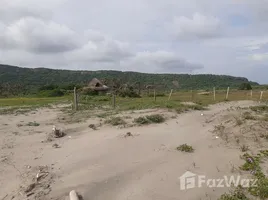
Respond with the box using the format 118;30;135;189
0;64;259;95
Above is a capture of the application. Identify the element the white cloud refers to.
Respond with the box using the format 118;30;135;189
0;0;268;83
0;0;66;22
248;53;268;61
0;17;82;53
173;13;221;39
125;51;203;73
202;36;268;52
70;32;132;63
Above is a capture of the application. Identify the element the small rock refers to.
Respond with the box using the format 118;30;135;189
52;143;60;148
25;183;36;193
124;132;133;137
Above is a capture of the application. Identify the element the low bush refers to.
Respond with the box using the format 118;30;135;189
176;144;194;153
134;114;165;125
105;117;126;126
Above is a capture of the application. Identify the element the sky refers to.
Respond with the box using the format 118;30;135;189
0;0;268;83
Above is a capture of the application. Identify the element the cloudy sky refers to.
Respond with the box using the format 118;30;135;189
0;0;268;83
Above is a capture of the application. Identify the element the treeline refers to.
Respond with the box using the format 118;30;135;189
0;64;261;97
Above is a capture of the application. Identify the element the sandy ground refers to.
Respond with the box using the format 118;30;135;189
0;101;264;200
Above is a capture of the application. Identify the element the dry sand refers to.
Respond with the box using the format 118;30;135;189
0;101;264;200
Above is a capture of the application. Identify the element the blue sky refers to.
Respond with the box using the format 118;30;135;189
0;0;268;83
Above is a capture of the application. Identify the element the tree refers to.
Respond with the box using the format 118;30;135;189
239;83;252;90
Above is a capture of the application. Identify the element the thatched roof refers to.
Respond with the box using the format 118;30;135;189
88;78;109;91
88;78;103;87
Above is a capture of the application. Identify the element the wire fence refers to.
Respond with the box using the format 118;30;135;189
73;87;268;111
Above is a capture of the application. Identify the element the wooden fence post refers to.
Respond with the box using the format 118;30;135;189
225;87;230;100
260;91;264;101
213;87;216;101
250;90;253;99
112;94;116;108
168;89;173;101
73;87;78;111
154;89;156;102
69;190;79;200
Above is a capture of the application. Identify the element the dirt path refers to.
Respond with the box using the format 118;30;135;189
0;101;262;200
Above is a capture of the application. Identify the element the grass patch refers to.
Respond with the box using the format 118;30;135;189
105;117;126;126
240;145;249;152
242;112;257;120
0;96;70;107
133;116;150;125
134;114;165;125
176;144;194;153
218;186;249;200
26;121;40;126
176;104;206;114
250;105;268;113
234;117;244;126
145;114;165;123
213;124;229;142
239;152;268;199
220;150;268;199
0;107;34;115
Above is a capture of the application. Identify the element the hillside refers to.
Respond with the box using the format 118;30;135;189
0;64;259;93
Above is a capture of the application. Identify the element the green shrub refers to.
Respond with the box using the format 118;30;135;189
48;89;64;97
146;114;165;123
81;88;98;96
27;121;40;126
118;90;140;98
239;83;252;90
38;84;58;91
38;89;64;97
148;93;166;97
134;114;165;125
176;144;194;153
105;117;126;126
242;112;257;120
134;116;150;125
218;186;249;200
250;105;268;112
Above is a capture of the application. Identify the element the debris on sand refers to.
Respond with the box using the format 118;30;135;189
24;183;36;193
52;126;65;138
124;132;133;137
44;126;65;142
52;143;60;148
89;124;97;130
20;166;53;199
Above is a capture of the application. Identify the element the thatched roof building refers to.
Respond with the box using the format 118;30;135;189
88;78;109;91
